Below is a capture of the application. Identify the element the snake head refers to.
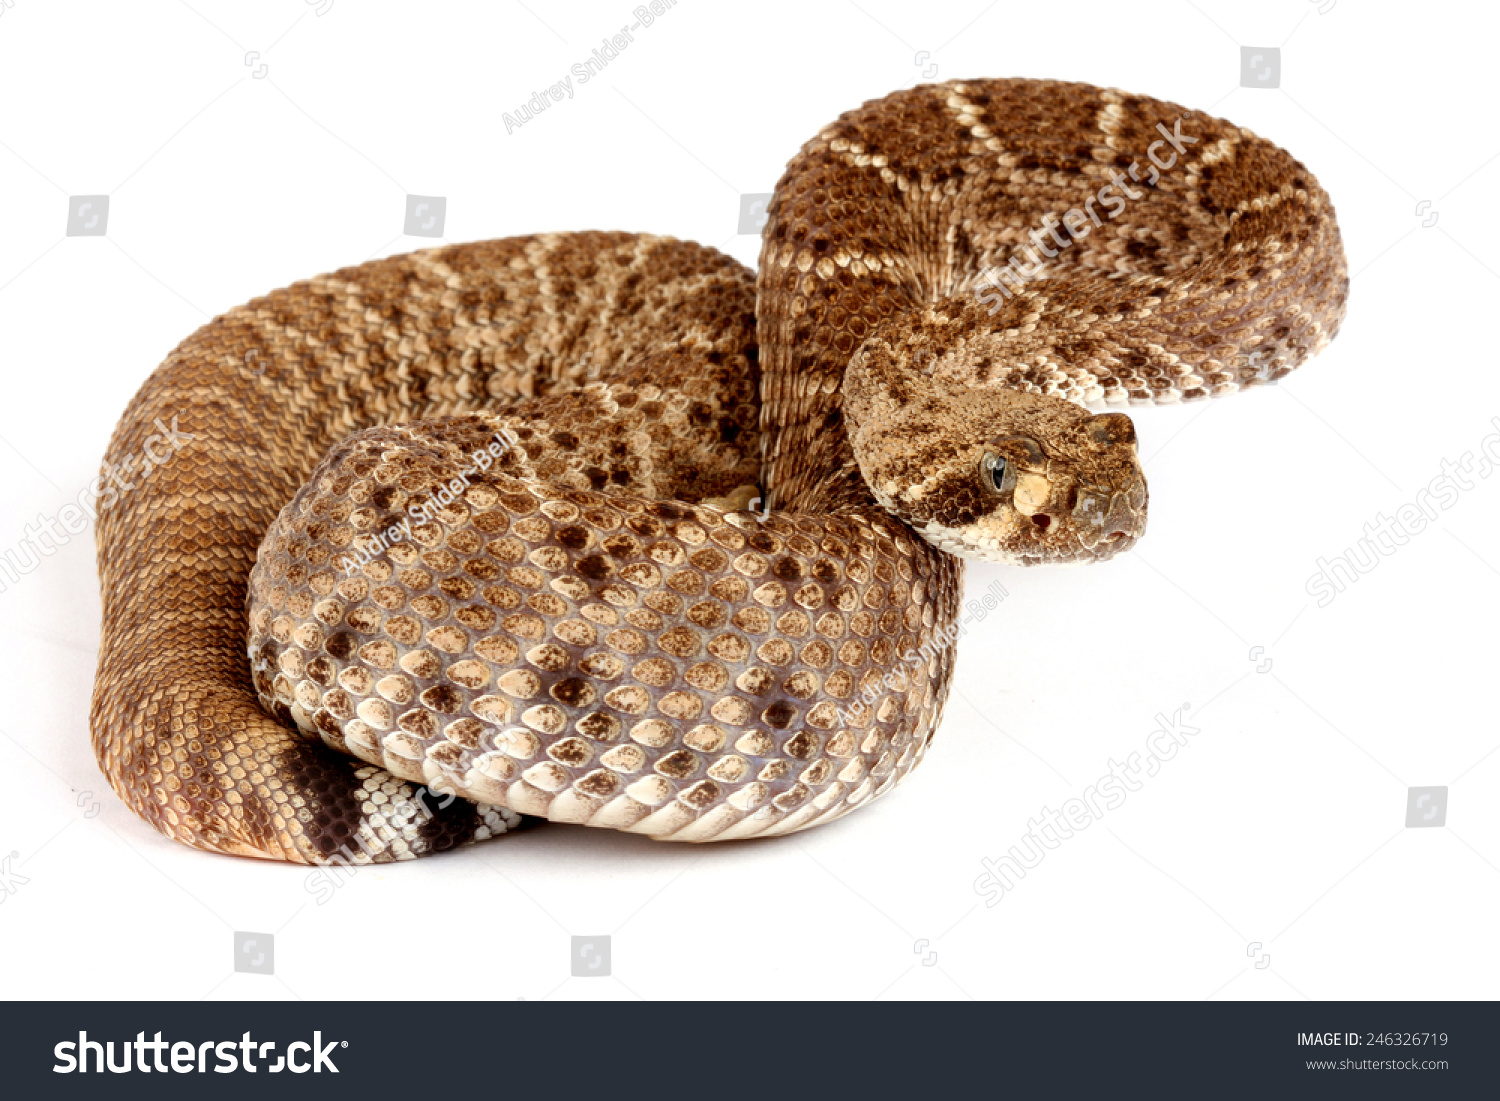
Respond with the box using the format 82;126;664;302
847;384;1148;566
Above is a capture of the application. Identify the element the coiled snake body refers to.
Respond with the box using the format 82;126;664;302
91;80;1347;863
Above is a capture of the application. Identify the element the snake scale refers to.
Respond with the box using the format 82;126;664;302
91;79;1347;863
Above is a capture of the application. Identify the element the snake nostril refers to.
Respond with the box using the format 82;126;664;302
1032;513;1051;531
1065;486;1079;511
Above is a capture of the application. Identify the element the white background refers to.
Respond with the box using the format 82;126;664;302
0;0;1495;1001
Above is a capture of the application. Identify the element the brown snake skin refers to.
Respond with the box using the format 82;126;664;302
91;80;1347;863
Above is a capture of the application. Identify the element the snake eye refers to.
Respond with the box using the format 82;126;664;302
980;452;1014;495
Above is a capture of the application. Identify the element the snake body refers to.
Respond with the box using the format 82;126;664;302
91;79;1347;862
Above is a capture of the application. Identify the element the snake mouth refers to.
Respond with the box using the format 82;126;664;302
1009;512;1143;564
1080;523;1143;557
916;514;1145;565
1030;522;1145;565
949;531;1141;567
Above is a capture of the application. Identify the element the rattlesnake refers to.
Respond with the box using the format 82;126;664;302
91;79;1347;863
